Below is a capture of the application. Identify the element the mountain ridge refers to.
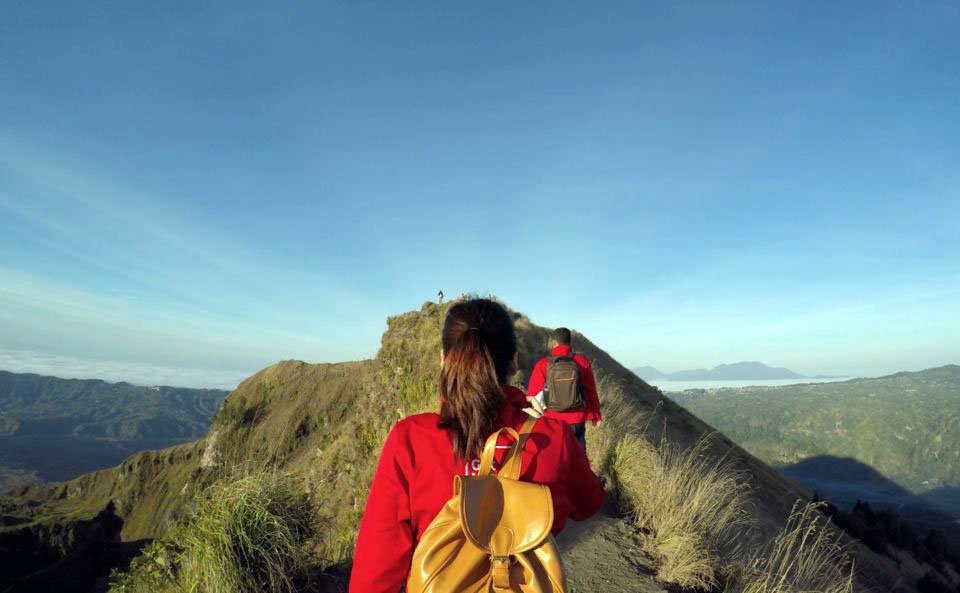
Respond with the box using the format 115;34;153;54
0;370;228;440
0;370;228;490
0;302;938;592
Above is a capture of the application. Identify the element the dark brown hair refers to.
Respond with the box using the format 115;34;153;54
438;298;517;460
552;327;572;345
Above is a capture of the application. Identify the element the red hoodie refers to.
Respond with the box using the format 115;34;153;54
527;344;602;425
349;385;604;593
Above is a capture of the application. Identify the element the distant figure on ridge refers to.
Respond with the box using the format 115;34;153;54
350;299;603;592
437;289;443;304
527;327;601;450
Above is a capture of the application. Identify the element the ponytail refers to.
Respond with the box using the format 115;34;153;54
437;299;517;460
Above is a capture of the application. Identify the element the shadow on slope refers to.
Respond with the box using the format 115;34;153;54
781;455;960;553
0;435;197;485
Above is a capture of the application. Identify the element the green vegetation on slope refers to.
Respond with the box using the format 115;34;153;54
0;370;227;440
3;301;946;593
109;471;321;593
670;366;960;492
0;370;227;491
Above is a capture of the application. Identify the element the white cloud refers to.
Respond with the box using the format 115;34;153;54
0;349;249;390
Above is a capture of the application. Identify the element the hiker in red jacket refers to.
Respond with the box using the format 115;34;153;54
527;327;601;450
349;299;605;593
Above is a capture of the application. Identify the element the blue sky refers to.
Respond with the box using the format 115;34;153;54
1;1;958;387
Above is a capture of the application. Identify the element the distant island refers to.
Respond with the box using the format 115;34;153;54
632;361;831;381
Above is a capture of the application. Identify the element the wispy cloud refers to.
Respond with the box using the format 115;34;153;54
0;135;386;368
0;133;245;277
0;265;369;368
0;133;381;322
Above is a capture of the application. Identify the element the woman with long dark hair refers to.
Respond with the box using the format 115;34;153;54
349;298;604;592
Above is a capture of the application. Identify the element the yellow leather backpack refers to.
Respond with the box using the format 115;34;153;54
407;416;567;592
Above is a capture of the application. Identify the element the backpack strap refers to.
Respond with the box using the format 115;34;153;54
476;416;538;479
478;427;518;478
500;415;538;480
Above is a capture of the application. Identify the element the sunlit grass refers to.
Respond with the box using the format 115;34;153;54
732;502;855;593
109;471;320;593
611;430;751;588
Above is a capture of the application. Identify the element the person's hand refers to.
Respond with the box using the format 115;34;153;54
523;395;545;419
592;420;602;428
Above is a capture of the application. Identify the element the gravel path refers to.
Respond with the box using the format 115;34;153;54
559;502;667;593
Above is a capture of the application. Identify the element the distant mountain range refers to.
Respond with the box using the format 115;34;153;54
0;370;228;490
669;365;960;537
632;361;814;381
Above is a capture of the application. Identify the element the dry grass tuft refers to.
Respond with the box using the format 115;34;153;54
610;430;751;588
732;501;855;593
591;377;856;592
587;375;757;589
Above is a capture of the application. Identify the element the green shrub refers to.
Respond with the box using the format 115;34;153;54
109;471;320;593
109;540;177;593
213;394;247;426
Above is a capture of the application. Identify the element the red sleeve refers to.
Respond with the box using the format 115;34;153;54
527;357;547;398
349;424;413;593
578;356;601;423
561;421;604;520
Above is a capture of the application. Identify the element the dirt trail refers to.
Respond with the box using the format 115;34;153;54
558;501;667;593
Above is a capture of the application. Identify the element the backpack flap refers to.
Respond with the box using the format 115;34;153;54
456;475;554;557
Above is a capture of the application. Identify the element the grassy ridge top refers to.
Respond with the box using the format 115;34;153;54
671;365;960;493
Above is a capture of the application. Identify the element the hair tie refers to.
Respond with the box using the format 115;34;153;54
468;327;481;332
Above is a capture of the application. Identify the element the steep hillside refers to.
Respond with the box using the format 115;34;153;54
0;302;942;592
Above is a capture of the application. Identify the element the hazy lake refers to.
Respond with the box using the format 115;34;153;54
652;377;854;391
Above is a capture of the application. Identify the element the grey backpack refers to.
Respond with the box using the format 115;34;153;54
544;353;584;411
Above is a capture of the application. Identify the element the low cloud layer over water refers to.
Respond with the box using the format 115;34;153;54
0;349;249;390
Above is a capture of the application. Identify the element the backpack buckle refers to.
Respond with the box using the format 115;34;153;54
490;555;513;589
